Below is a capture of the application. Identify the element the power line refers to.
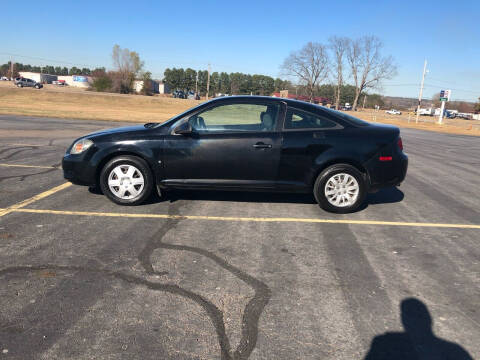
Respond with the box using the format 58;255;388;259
0;52;101;69
423;84;479;94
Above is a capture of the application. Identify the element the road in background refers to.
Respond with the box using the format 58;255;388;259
0;115;479;359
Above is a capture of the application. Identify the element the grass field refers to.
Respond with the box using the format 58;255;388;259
0;82;200;123
0;82;479;136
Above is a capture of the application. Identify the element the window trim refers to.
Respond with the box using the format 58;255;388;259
170;99;286;135
282;106;343;132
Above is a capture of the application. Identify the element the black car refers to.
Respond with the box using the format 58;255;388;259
172;90;186;99
14;77;43;89
63;96;408;213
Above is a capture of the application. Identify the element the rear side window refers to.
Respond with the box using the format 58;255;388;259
284;107;338;129
189;103;280;132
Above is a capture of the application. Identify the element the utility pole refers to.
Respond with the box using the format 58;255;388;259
206;64;211;100
9;57;14;79
416;59;427;124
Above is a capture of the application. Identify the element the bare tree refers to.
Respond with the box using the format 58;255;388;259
281;42;329;102
111;44;144;93
346;36;396;110
329;36;349;109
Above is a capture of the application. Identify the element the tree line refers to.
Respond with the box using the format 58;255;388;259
0;62;102;77
163;68;293;97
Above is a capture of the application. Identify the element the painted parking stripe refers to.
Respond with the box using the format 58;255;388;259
7;208;480;229
0;163;59;169
0;183;72;217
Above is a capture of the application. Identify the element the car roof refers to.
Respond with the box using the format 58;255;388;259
208;95;328;113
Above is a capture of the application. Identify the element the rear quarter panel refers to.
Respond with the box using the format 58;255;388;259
278;124;399;190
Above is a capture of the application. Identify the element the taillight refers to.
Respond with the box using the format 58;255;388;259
398;137;403;151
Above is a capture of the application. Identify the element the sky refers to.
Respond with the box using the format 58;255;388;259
1;0;479;101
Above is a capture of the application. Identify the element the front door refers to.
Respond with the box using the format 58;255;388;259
162;100;284;189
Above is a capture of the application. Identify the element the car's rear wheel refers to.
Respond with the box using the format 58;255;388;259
100;155;153;206
314;164;366;213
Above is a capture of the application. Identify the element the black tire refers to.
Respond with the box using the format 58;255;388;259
313;163;366;213
17;83;22;88
35;84;40;89
99;155;153;206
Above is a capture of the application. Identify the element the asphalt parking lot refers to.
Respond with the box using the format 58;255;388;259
0;114;479;360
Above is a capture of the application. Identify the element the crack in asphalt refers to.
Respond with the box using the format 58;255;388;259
0;167;59;183
0;199;271;360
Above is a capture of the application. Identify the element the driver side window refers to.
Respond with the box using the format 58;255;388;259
187;103;279;132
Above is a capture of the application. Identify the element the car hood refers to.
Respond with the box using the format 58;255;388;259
85;125;151;138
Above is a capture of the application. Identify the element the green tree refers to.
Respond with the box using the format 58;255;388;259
475;97;480;113
364;93;385;109
209;72;220;96
184;68;197;92
42;65;55;74
91;72;112;92
140;71;153;96
69;67;82;75
197;70;209;95
164;68;186;91
219;72;230;94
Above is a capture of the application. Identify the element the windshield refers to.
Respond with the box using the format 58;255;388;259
152;100;212;128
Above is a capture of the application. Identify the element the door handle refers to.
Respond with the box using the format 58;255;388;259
253;142;272;149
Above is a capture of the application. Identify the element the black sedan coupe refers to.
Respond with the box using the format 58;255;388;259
62;96;408;213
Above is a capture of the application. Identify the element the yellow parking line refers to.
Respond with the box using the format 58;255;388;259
0;163;59;169
8;208;480;229
4;143;44;147
0;183;72;217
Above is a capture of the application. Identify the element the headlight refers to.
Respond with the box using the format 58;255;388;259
70;138;93;154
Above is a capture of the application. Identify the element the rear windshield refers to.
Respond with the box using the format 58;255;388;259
320;106;371;126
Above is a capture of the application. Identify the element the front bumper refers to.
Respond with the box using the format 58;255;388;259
62;153;97;186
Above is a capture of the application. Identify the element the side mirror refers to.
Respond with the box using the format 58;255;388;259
174;122;193;135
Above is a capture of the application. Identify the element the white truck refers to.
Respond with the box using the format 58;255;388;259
418;108;434;116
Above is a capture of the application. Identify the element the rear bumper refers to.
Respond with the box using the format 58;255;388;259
366;153;408;192
62;154;97;186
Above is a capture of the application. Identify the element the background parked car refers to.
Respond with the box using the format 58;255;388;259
14;77;43;89
172;90;186;99
386;109;401;115
0;76;9;81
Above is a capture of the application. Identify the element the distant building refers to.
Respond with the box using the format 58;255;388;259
133;80;170;94
18;72;57;84
57;75;92;88
18;72;92;88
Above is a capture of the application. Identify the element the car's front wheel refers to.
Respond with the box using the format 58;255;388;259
100;155;153;206
17;83;22;88
314;164;366;213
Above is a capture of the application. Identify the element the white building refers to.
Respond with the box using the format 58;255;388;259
18;72;92;88
18;72;57;84
133;80;170;94
57;75;92;88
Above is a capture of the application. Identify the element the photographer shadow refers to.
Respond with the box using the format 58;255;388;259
364;298;473;360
